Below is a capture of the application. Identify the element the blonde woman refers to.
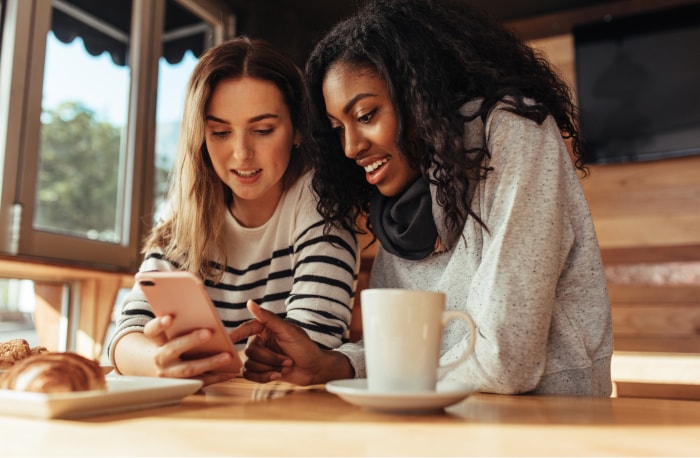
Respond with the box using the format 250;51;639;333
108;38;358;386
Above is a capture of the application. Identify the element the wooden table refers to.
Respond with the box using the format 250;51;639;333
1;384;699;456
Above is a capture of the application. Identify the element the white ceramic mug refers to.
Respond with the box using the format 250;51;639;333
361;288;476;393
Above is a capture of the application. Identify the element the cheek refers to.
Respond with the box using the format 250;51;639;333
275;151;292;173
204;142;229;176
270;139;293;167
375;118;399;149
205;141;225;162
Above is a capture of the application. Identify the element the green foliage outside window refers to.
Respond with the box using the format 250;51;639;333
36;102;122;241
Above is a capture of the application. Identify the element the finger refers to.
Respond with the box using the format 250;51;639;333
199;372;239;387
156;351;233;379
228;318;264;343
246;300;285;329
243;357;284;374
143;315;173;344
155;328;213;367
242;366;282;383
245;335;292;368
246;300;305;345
243;341;289;373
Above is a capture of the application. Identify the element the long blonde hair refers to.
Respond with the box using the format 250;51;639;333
143;37;310;280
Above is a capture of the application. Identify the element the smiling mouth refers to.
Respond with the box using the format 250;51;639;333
234;169;261;177
364;158;389;173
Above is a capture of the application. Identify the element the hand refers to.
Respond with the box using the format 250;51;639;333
143;315;238;386
230;300;354;385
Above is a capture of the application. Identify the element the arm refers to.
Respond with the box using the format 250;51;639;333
112;317;236;386
439;109;580;393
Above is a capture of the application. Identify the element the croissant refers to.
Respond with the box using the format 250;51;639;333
0;352;106;393
0;339;49;369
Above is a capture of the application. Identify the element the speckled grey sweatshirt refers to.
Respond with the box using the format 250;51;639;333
338;100;614;396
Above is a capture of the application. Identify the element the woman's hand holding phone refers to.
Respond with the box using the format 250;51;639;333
143;314;239;386
135;271;244;386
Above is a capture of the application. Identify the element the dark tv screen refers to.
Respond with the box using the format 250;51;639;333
574;4;700;164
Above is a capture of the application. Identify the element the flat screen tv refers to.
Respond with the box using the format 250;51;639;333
573;4;700;164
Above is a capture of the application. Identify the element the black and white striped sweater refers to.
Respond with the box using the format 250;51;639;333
108;173;359;365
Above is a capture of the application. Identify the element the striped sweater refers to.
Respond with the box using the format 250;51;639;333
108;172;359;365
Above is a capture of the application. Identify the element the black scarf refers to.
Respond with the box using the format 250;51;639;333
369;178;438;260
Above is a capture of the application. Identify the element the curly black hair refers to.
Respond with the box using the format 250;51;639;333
306;0;584;240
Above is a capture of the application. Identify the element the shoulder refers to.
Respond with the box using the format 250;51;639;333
278;172;324;233
485;98;559;137
483;99;564;164
458;97;559;154
283;172;316;206
139;251;179;272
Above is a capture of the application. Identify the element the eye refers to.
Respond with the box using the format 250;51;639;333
358;109;376;124
328;120;344;135
210;130;230;138
253;128;273;135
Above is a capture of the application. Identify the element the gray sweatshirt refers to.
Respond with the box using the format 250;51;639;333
338;101;614;396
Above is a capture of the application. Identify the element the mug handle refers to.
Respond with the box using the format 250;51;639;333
436;311;476;380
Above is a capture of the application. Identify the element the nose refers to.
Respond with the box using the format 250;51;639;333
232;133;253;160
342;126;369;160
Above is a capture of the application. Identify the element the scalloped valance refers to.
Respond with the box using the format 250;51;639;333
52;0;210;67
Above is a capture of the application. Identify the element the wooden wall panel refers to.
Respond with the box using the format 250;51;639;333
608;283;700;353
530;35;700;253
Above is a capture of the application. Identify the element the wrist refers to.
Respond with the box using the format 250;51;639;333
311;349;354;385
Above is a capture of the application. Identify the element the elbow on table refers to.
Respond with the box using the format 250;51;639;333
484;376;541;395
475;362;544;395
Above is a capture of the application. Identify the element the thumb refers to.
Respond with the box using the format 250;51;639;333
246;299;280;326
246;300;301;344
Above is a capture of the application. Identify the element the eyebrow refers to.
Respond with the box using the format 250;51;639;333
205;113;280;124
342;93;377;114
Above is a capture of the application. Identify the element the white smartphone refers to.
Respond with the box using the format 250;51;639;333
135;271;242;374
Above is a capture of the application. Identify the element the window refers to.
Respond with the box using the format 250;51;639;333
37;30;131;244
154;0;215;221
0;0;234;270
0;0;234;356
0;279;37;345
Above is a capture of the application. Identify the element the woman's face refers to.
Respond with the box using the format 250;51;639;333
322;63;418;197
205;77;299;226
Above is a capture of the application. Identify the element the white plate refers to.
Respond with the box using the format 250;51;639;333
0;374;203;419
325;379;475;413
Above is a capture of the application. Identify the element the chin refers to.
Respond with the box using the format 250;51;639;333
376;184;401;197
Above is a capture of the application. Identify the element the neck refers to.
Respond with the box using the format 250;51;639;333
231;187;283;228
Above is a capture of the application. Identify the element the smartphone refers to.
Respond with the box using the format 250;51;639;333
135;271;242;374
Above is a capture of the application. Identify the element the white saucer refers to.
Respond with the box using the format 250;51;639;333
325;379;475;413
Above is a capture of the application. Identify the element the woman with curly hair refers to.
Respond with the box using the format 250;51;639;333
236;0;613;396
108;38;358;386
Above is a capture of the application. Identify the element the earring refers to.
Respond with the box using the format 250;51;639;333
293;143;300;149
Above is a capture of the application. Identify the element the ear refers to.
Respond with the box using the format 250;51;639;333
292;130;301;148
